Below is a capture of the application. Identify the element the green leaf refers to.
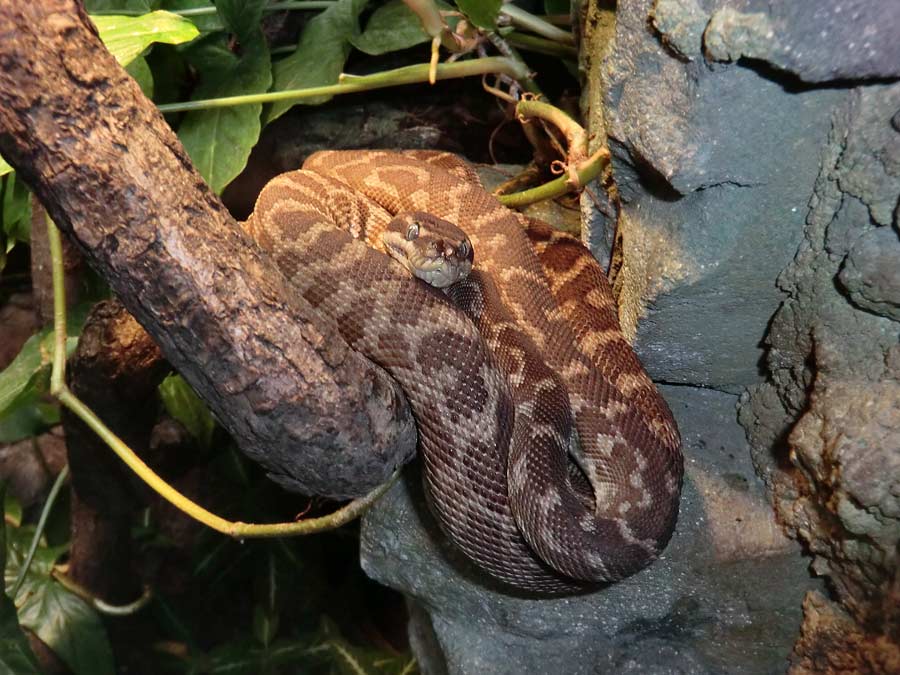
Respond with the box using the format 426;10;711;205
90;11;200;67
544;0;570;14
3;493;22;529
307;618;417;675
456;0;502;29
2;174;32;257
0;334;47;419
0;156;12;180
0;390;60;444
0;489;42;675
158;374;216;450
252;604;278;649
125;55;155;98
4;527;114;675
0;305;89;418
215;0;267;42
268;0;367;122
178;32;272;193
352;0;454;56
160;0;224;34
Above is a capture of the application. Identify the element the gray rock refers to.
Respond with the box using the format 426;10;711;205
361;386;813;675
650;0;900;83
839;226;900;321
650;0;708;59
595;0;841;392
739;78;900;664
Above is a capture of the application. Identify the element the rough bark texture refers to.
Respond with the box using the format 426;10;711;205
63;300;167;603
0;0;416;498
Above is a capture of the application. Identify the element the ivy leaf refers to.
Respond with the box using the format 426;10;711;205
268;0;367;122
161;0;225;34
90;10;200;67
352;0;453;56
0;390;60;444
456;0;502;29
4;528;114;675
1;173;31;273
0;489;42;675
178;13;272;194
0;306;89;418
158;374;216;451
125;55;154;98
0;334;50;418
215;0;267;42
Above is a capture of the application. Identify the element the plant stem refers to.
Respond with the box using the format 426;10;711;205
55;386;400;537
47;214;66;395
496;146;609;208
158;57;535;113
44;220;399;539
500;5;575;45
52;568;154;616
401;0;444;37
90;1;336;17
506;32;578;60
10;465;70;599
515;99;585;148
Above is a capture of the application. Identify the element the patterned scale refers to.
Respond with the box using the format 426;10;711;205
245;151;684;593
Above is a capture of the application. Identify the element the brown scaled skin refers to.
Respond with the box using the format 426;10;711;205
382;211;474;288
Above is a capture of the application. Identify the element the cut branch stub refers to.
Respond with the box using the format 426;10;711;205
0;0;416;498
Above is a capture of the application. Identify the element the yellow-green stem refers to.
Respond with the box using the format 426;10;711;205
52;569;153;616
10;465;70;598
500;5;575;45
158;57;535;114
506;32;578;59
497;147;609;208
515;98;586;156
48;214;67;395
90;2;337;16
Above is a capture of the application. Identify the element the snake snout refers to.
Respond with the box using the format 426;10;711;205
383;211;474;289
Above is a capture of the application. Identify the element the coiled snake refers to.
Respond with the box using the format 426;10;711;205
244;150;683;593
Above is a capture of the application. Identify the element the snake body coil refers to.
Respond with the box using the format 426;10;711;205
244;151;683;593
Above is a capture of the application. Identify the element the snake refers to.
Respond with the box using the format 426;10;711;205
243;150;683;593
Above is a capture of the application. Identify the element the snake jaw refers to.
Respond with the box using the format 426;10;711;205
383;212;474;289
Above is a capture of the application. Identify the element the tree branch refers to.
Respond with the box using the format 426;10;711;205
0;0;416;499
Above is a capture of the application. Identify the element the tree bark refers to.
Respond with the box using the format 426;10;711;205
0;0;416;498
63;300;166;603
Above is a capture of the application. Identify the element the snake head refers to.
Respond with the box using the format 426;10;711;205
382;211;474;288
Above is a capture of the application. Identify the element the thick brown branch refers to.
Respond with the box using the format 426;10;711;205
64;300;165;604
0;0;416;498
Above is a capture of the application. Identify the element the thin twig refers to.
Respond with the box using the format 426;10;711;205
52;567;154;616
89;2;337;16
10;465;70;598
499;5;575;45
158;57;536;113
496;146;609;207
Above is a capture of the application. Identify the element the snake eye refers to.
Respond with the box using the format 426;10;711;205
458;240;469;259
406;222;420;240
